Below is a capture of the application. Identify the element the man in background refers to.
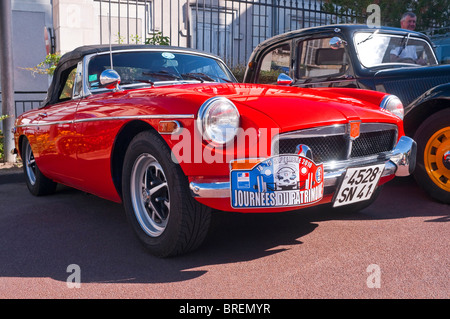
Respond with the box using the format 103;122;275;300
400;12;417;31
390;12;426;64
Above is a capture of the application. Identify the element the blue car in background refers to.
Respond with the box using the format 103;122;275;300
244;24;450;204
430;27;450;64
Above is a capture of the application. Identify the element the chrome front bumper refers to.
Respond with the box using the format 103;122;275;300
190;136;416;198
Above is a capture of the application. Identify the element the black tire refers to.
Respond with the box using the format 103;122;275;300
121;130;211;257
413;108;450;204
21;138;57;196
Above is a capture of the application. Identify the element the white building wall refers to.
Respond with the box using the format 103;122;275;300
53;0;97;54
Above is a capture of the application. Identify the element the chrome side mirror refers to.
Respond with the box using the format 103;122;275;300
100;69;121;90
329;37;347;50
277;73;293;86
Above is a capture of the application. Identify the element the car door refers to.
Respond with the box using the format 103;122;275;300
293;36;358;88
255;35;358;89
72;92;126;201
33;63;82;184
256;41;293;85
71;54;129;200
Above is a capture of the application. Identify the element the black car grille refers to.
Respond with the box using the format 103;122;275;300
275;135;347;163
273;124;397;164
350;130;397;158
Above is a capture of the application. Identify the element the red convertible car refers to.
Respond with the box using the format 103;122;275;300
13;45;416;257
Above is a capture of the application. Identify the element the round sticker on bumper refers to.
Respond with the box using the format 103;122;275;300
230;155;324;209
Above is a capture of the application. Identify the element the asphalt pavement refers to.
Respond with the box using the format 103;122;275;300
0;162;448;300
0;163;23;185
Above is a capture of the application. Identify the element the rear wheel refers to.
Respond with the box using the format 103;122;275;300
414;109;450;204
21;138;57;196
122;130;211;257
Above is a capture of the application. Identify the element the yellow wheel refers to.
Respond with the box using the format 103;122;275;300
414;108;450;203
424;127;450;192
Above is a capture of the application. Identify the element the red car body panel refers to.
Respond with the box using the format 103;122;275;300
12;45;418;256
15;82;403;210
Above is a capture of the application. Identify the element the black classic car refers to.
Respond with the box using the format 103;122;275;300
244;24;450;204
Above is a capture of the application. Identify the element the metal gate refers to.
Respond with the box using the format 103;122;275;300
95;0;355;67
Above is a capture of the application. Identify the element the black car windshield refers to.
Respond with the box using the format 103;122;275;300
87;50;236;91
354;31;438;68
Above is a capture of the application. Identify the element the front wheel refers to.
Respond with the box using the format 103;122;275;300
413;109;450;204
122;130;211;257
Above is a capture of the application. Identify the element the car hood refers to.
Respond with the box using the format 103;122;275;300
372;64;450;106
188;83;400;132
373;64;450;78
70;82;401;134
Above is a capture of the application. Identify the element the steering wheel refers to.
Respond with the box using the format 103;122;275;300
397;57;416;64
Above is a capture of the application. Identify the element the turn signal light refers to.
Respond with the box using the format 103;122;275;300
158;120;181;134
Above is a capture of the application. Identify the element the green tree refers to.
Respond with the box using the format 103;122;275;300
21;53;61;76
412;0;450;31
116;31;170;45
322;0;449;31
145;32;170;45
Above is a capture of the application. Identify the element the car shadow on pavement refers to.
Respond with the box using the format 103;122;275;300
0;176;447;285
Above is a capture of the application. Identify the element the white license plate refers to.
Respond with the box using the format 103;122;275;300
333;164;384;207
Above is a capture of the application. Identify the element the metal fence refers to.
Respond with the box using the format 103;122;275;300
0;91;47;131
95;0;356;67
12;94;46;117
1;0;353;122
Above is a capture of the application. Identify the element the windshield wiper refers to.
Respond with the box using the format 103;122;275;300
142;71;182;80
393;32;412;58
121;79;154;86
398;32;411;55
357;29;379;45
181;72;215;82
218;76;234;83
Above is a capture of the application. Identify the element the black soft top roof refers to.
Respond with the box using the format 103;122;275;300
42;44;217;106
57;44;209;65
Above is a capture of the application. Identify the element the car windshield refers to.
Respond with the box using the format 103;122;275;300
87;50;236;91
354;31;438;68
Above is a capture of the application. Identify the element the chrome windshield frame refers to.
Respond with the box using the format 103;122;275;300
81;48;236;97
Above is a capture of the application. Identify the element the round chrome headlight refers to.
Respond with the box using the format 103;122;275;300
380;95;404;119
197;97;240;145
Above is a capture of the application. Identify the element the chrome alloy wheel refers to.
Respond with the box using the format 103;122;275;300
25;142;37;186
130;153;170;237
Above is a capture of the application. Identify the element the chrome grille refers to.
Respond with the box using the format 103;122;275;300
276;135;347;163
273;123;398;164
